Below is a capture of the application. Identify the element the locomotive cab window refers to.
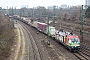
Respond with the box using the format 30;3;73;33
71;38;79;43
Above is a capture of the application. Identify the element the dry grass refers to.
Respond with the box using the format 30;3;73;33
0;11;15;60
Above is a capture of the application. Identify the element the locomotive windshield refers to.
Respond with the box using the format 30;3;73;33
71;38;79;43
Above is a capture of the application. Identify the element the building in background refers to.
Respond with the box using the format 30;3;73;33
21;5;28;8
48;6;58;9
86;0;90;6
60;4;67;8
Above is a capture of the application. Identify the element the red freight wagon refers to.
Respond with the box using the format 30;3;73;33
37;22;47;33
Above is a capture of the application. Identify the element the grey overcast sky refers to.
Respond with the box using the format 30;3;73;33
0;0;85;8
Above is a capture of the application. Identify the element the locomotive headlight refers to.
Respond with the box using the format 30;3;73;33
69;40;72;46
69;40;71;43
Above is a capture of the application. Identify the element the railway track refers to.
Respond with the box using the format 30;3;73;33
23;22;63;60
81;44;90;53
30;27;65;60
80;44;90;58
73;52;87;60
18;21;44;60
21;21;80;60
18;20;90;60
18;20;69;60
25;24;46;60
73;51;90;60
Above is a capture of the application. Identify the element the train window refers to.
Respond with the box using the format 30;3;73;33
75;38;79;42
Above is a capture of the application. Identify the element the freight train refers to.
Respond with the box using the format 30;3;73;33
12;15;80;51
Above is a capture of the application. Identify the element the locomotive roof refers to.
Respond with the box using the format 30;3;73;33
67;35;79;40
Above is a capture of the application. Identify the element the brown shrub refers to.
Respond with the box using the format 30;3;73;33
0;11;15;60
